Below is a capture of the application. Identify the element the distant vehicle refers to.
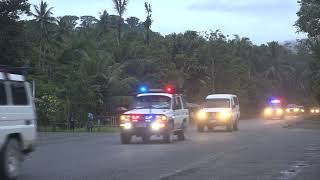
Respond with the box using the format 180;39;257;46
119;86;189;144
195;94;240;132
263;98;285;120
285;104;302;116
0;68;37;180
310;107;320;115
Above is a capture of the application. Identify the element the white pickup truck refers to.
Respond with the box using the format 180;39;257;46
120;87;189;144
0;70;36;180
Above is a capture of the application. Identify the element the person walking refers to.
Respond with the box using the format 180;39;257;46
87;112;94;132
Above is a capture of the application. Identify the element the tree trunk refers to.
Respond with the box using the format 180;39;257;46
210;57;216;93
117;16;122;45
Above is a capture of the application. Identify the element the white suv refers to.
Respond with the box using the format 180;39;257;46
120;88;189;144
0;70;36;180
196;94;240;132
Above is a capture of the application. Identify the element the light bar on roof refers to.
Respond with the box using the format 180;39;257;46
270;99;281;104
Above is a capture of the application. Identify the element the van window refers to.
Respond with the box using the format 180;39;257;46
0;82;7;105
233;97;239;105
174;96;182;109
11;82;28;105
180;96;187;109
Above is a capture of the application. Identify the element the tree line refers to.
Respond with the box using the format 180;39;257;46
0;0;318;125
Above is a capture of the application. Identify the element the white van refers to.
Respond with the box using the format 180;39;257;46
196;94;240;132
0;70;36;180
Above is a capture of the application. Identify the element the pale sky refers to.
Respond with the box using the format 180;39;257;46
28;0;307;44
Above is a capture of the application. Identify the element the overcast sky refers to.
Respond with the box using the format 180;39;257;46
28;0;306;44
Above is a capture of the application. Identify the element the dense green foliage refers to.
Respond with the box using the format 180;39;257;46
296;0;320;103
0;0;316;125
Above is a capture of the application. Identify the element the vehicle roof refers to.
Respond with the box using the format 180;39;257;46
0;72;25;82
206;94;237;99
137;93;173;98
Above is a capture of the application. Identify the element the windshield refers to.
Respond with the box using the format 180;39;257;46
203;98;230;108
132;95;171;109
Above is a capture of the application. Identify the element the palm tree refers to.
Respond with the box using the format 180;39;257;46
263;42;296;93
98;10;110;34
144;2;152;45
112;0;129;45
32;0;55;71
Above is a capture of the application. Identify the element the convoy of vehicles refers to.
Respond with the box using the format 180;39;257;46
119;86;189;144
195;94;240;132
285;104;303;116
0;68;37;180
310;107;320;115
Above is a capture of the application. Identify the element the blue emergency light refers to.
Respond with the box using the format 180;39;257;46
139;86;148;93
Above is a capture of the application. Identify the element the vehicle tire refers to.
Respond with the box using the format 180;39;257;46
120;133;131;144
233;119;239;131
197;124;205;132
142;134;150;144
0;138;21;180
226;121;233;132
163;131;172;143
177;130;185;141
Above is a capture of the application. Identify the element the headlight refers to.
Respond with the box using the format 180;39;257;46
264;108;272;116
316;109;320;113
311;109;315;113
155;115;167;121
301;109;305;113
120;115;130;122
151;122;165;131
218;111;231;120
276;108;283;115
197;110;207;120
120;122;132;130
286;109;290;113
294;108;299;112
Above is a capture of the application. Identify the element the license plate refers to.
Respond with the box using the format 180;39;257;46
134;123;147;128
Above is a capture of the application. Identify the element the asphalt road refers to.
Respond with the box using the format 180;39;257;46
21;117;320;180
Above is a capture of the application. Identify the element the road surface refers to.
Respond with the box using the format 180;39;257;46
21;117;320;180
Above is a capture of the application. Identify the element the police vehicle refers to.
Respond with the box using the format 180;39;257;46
263;98;285;120
196;94;240;132
0;66;37;180
119;86;189;144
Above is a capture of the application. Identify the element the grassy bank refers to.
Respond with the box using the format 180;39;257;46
38;126;120;133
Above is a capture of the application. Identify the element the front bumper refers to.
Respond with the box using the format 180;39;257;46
197;118;231;126
121;123;168;137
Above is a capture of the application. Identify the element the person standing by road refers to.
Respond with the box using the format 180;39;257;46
70;112;75;132
87;112;94;132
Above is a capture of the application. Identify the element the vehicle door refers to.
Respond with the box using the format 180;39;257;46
0;81;9;147
232;97;240;120
180;96;189;126
173;95;183;128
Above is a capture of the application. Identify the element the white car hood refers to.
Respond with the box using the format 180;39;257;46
201;108;231;113
124;109;171;115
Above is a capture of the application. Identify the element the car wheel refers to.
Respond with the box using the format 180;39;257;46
197;124;205;132
233;119;239;131
226;121;233;132
120;133;131;144
177;130;185;141
0;138;21;180
163;131;172;144
142;134;150;144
